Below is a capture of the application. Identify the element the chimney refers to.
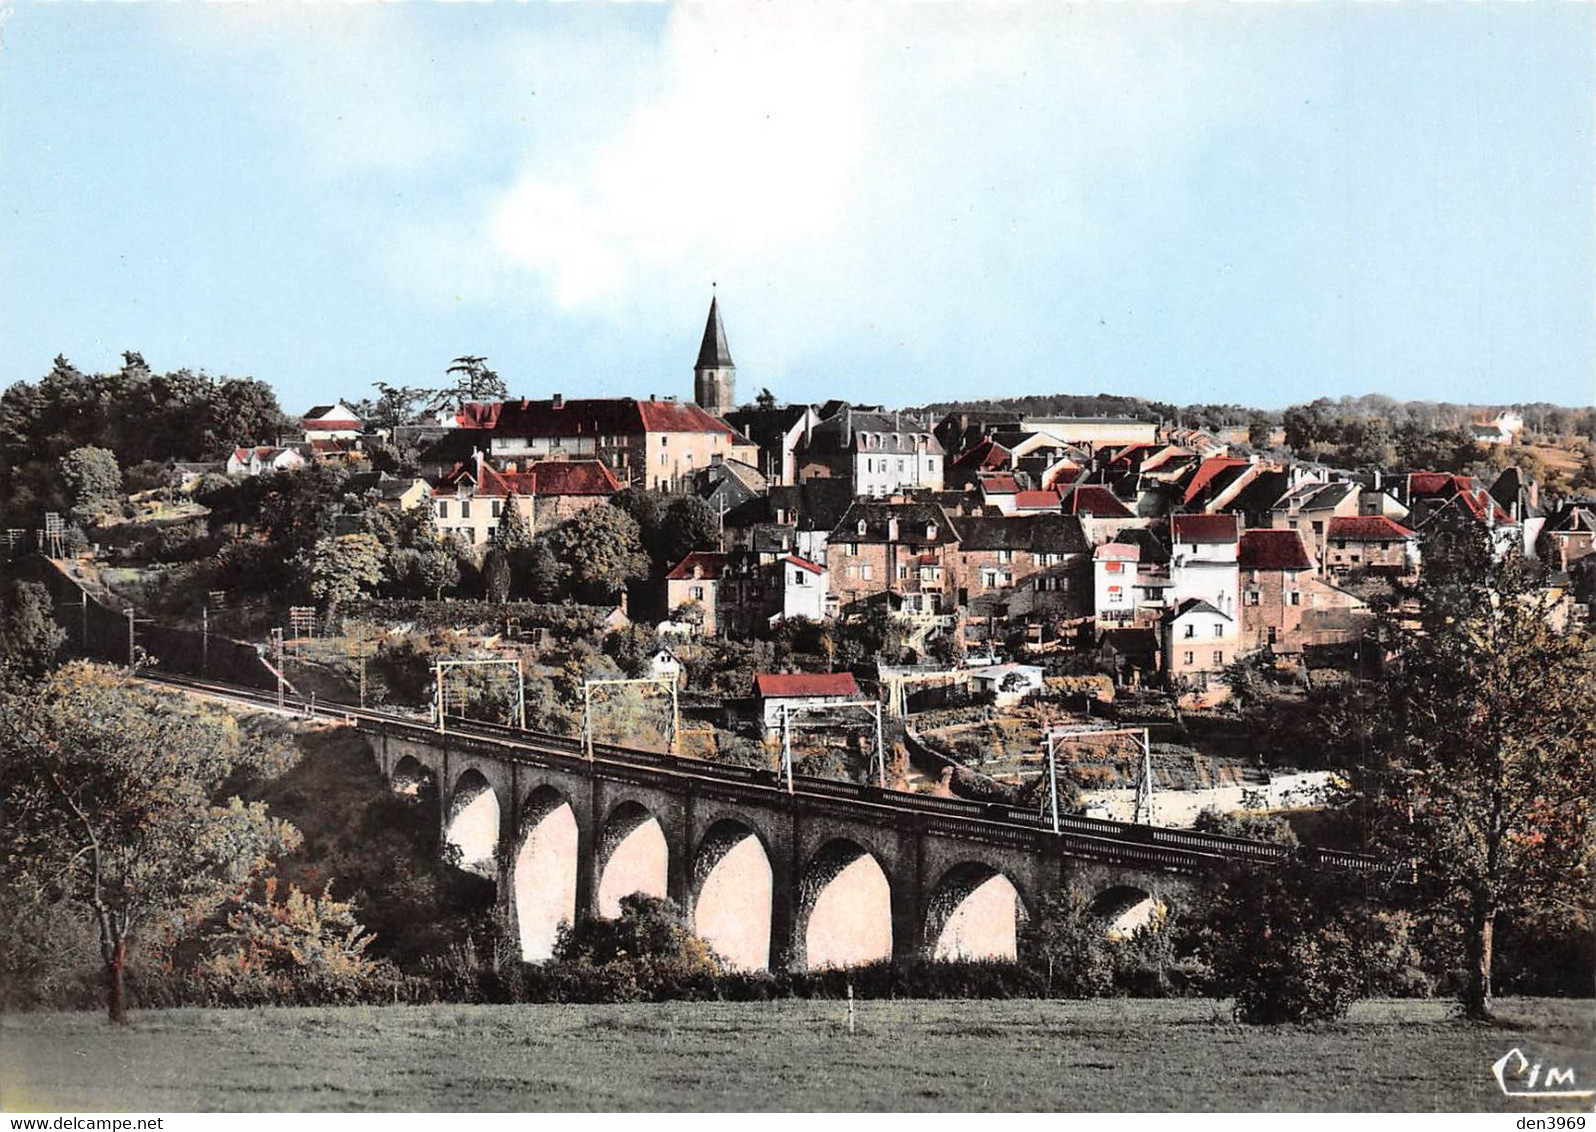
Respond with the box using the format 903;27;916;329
552;393;564;410
887;516;900;542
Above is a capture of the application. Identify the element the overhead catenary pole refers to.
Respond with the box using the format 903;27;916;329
1133;727;1155;826
1046;731;1061;833
781;703;793;792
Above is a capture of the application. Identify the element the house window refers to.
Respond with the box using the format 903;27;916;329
1246;591;1260;606
998;549;1014;564
491;501;502;518
928;458;937;471
846;543;858;556
691;585;704;601
461;501;471;520
1289;591;1301;605
793;570;805;585
1213;650;1224;666
1183;651;1194;666
1104;561;1123;574
861;564;874;580
857;520;868;536
437;501;448;519
1183;624;1196;639
1213;624;1224;637
897;565;909;580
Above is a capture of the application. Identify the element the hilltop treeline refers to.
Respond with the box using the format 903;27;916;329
0;352;286;526
916;393;1256;429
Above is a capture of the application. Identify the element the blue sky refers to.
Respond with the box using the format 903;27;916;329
2;3;1591;414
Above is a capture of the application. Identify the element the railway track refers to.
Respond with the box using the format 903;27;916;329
137;669;1388;875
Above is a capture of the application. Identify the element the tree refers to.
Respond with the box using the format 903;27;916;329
412;541;461;601
1246;414;1273;450
494;499;533;553
0;580;66;693
545;506;648;603
439;356;508;408
0;664;299;1023
305;533;385;615
1198;861;1395;1023
1018;885;1116;998
59;446;122;518
659;496;722;567
1357;522;1595;1019
364;382;434;431
481;547;512;604
755;388;777;411
603;623;658;677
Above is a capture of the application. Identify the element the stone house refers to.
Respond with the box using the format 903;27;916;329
664;551;729;636
949;514;1092;634
1160;598;1238;693
825;501;960;618
432;457;620;547
1169;513;1240;618
755;671;864;737
1323;515;1419;579
1237;528;1315;653
226;446;305;478
795;406;945;497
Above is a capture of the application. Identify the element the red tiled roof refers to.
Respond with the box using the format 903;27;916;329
301;418;362;431
1239;529;1314;571
1107;443;1157;467
780;554;824;574
487;397;734;440
1094;541;1140;561
1063;485;1134;518
952;438;1012;471
1182;457;1249;505
1455;487;1515;526
665;551;729;580
309;438;357;452
1327;515;1416;541
524;460;621;495
755;672;860;699
1013;489;1061;510
1407;472;1472;499
1046;465;1083;489
637;399;738;435
455;402;502;429
978;473;1021;495
1171;513;1238;544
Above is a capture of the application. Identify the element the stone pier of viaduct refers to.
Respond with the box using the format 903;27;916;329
368;724;1200;972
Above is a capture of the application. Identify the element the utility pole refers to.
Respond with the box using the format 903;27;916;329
780;703;793;792
271;627;286;708
872;700;885;788
201;603;209;676
1133;728;1155;826
126;607;136;670
1045;731;1061;833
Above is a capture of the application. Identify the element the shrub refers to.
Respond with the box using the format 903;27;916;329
1198;862;1394;1023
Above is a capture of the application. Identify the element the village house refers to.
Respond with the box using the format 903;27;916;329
1169;513;1240;618
300;402;364;441
1269;480;1362;564
1237;528;1315;653
715;552;831;636
1322;515;1420;579
1537;501;1596;572
1160;598;1239;695
432;456;620;547
456;395;742;493
825;501;960;618
226;445;305;478
949;513;1092;636
664;551;728;636
721;404;821;486
795;405;945;497
343;471;431;512
755;671;865;737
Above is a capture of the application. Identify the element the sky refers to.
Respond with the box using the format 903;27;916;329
2;2;1592;414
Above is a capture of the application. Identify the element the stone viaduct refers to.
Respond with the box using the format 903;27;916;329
366;719;1222;972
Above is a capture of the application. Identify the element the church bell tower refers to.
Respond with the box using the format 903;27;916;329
693;293;736;416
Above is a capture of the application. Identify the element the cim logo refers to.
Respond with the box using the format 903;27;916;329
1494;1048;1595;1100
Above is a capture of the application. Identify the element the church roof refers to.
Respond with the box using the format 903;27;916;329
696;296;735;370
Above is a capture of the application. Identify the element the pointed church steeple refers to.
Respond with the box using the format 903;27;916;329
693;292;736;415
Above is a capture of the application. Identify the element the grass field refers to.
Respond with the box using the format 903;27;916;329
3;998;1591;1112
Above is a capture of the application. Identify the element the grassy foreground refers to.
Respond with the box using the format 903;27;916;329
2;998;1591;1112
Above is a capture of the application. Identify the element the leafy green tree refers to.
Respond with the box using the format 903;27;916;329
603;623;658;677
412;540;461;601
481;546;512;604
1019;885;1116;998
1355;522;1595;1019
494;500;533;553
1191;807;1298;844
546;506;648;603
659;496;722;567
523;541;568;602
306;533;385;615
437;356;508;408
1246;414;1273;449
0;664;299;1023
194;878;391;1004
59;446;122;521
0;580;66;692
542;894;721;1001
